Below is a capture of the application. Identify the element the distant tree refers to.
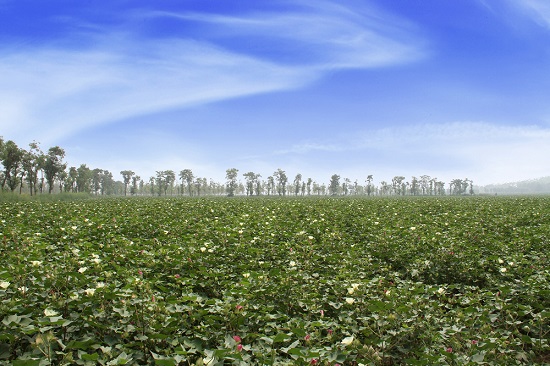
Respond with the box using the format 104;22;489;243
1;140;23;192
435;180;445;195
255;178;262;196
120;170;135;196
148;176;155;196
450;178;464;195
155;171;166;196
164;170;176;195
392;176;405;195
293;173;302;196
58;169;68;193
67;166;78;192
21;141;44;195
410;176;419;196
273;168;288;196
366;175;374;196
329;174;340;196
100;170;114;195
431;177;440;196
380;181;391;195
225;168;239;196
342;178;351;195
179;169;194;196
243;172;260;196
306;178;313;195
130;175;140;195
267;176;275;196
76;164;92;193
43;146;66;194
420;175;430;195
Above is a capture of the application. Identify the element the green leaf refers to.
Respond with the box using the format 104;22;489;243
81;352;99;361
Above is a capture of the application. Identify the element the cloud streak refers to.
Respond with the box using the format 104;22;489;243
0;1;426;145
511;0;550;28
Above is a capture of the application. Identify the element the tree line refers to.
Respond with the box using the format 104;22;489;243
0;137;474;197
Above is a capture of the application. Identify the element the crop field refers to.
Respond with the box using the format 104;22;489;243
0;196;549;365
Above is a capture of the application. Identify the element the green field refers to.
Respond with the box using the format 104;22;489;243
0;196;549;365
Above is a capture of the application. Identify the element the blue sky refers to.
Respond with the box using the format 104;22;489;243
1;0;550;186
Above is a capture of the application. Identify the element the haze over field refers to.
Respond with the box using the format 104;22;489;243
1;0;549;186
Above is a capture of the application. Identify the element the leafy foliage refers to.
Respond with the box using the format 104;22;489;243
0;196;548;365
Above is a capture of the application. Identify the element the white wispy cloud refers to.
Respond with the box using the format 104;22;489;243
0;39;313;145
0;1;425;146
155;0;425;70
511;0;550;28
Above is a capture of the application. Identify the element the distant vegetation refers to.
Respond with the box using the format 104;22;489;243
477;176;550;195
1;136;482;198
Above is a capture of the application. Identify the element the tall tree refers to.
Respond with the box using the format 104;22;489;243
131;175;141;195
273;168;288;196
243;172;260;196
293;173;302;196
21;141;44;196
410;176;419;196
267;176;275;196
306;178;313;195
329;174;340;196
392;176;405;195
225;168;239;196
366;175;374;196
179;169;194;196
195;177;207;196
100;170;114;195
1;140;23;192
43;146;66;194
120;170;135;196
67;166;78;192
164;170;176;195
76;164;92;193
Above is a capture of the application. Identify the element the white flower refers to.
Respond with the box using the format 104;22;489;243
345;297;355;305
500;267;507;273
351;283;360;290
207;249;214;253
200;247;207;252
508;262;514;266
44;308;59;317
71;226;77;230
96;282;106;288
498;258;504;264
410;227;416;231
18;286;28;293
308;236;314;240
70;292;79;300
289;261;296;267
92;258;101;264
78;267;88;273
437;288;445;294
243;273;250;278
0;281;10;289
341;336;354;346
31;260;42;266
84;288;96;296
347;288;355;295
